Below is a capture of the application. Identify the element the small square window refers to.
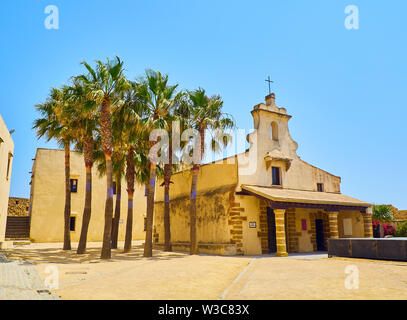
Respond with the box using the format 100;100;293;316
70;216;76;232
317;183;324;192
272;167;281;186
70;179;78;193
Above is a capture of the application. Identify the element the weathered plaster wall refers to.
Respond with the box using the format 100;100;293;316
0;114;14;244
154;189;234;244
153;161;238;249
30;148;146;243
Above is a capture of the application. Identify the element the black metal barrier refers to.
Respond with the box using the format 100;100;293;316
328;238;407;261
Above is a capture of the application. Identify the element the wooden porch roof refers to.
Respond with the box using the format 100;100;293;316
240;185;372;212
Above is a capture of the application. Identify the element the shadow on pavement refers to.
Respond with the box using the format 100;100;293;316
3;244;187;265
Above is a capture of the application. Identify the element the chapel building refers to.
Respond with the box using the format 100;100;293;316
152;94;373;256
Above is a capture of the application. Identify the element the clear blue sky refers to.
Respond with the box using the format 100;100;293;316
1;0;406;208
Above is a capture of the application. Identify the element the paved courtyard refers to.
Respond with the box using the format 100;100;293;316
0;253;59;300
2;241;407;300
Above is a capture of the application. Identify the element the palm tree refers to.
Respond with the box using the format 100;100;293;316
33;87;75;251
160;102;188;252
116;82;148;252
162;138;173;252
111;150;126;249
93;139;126;249
184;88;234;255
97;81;147;253
77;56;130;259
373;205;394;238
124;140;150;253
138;69;184;257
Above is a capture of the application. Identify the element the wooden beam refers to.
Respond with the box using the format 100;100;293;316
237;191;367;213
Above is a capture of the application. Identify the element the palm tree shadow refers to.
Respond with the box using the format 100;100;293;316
4;244;187;265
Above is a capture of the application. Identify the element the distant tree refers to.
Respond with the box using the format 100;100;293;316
373;205;394;238
395;221;407;237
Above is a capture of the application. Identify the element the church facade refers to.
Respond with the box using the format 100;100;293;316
152;94;373;256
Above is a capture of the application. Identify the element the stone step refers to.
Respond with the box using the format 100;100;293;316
13;241;31;246
6;238;31;246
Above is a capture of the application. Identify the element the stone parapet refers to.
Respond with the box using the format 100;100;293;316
7;198;30;217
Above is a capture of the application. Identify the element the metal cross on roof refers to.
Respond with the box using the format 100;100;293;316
265;76;274;95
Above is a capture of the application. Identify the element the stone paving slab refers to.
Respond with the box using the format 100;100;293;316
5;243;407;300
0;255;59;300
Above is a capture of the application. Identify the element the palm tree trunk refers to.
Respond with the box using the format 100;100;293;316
163;142;172;252
124;191;134;252
77;166;92;254
163;174;172;252
380;223;385;238
101;98;114;260
63;142;71;251
111;177;121;249
189;165;199;255
144;113;160;258
144;162;157;258
124;148;135;253
101;155;114;259
189;128;204;255
77;136;94;254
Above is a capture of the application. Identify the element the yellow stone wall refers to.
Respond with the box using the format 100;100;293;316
239;195;263;255
0;114;14;244
153;160;238;246
337;210;365;238
30;148;146;243
294;210;314;252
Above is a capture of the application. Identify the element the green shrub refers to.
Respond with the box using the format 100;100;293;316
395;221;407;237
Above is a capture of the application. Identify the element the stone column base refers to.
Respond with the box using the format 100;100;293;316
275;252;289;257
